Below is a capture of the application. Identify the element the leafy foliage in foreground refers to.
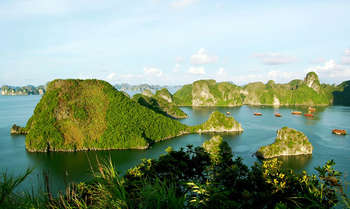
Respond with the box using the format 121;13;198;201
25;79;188;152
3;140;349;209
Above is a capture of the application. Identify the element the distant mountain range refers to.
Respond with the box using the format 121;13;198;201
114;83;182;96
1;85;46;96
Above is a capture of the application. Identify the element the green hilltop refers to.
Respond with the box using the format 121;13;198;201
23;79;241;152
25;79;187;152
133;88;188;119
174;72;340;106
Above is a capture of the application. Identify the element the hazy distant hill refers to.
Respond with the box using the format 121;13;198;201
114;83;182;96
1;85;46;96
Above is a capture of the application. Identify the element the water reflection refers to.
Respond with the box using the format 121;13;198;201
257;155;312;171
277;155;312;171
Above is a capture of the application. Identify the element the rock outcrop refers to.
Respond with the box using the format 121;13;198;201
304;72;321;92
194;111;243;133
155;88;173;103
10;124;27;135
141;89;153;97
256;127;313;159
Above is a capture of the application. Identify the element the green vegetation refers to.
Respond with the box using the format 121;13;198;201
173;84;193;106
333;81;350;106
133;88;188;119
173;72;339;106
174;80;243;106
23;80;242;152
192;111;243;133
243;79;332;106
25;79;188;152
256;127;313;159
202;135;232;164
1;144;349;208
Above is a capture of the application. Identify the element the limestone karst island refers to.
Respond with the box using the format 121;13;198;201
2;1;350;208
13;71;350;153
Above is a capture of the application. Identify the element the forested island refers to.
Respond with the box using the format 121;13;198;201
1;85;45;96
256;127;313;159
20;79;242;152
174;72;349;106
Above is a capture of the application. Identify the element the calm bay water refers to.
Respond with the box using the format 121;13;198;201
1;95;350;193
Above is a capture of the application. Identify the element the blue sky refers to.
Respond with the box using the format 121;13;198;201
1;0;350;86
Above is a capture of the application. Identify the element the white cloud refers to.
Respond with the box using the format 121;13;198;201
345;48;350;56
341;48;350;65
0;0;103;18
190;48;218;65
216;67;226;76
230;70;302;85
144;67;163;77
306;60;350;79
341;57;350;65
310;58;326;64
106;73;116;80
173;64;181;72
176;56;185;63
171;0;199;9
254;53;297;65
267;71;295;81
188;66;206;75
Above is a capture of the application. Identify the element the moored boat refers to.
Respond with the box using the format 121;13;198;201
304;113;313;117
254;112;262;116
308;107;316;113
274;113;282;117
332;129;347;135
291;111;302;115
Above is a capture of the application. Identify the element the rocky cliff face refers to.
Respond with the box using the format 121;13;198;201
175;80;243;106
256;127;313;159
155;88;173;103
192;80;217;106
194;111;243;133
304;72;321;92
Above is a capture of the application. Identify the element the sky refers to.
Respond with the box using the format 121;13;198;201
1;0;350;86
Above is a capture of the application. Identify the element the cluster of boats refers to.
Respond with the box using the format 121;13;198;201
232;107;346;136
